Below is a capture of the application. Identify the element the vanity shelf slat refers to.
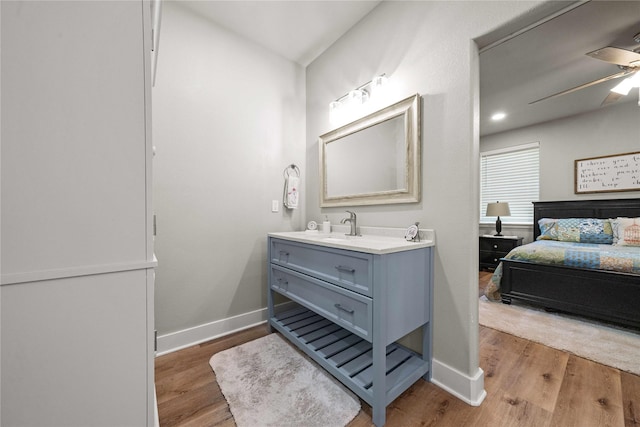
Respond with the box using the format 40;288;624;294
270;306;430;409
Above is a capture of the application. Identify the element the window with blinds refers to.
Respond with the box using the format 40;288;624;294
480;143;540;224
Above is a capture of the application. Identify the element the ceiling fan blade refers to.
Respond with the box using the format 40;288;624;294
586;46;640;66
600;91;625;106
529;70;633;105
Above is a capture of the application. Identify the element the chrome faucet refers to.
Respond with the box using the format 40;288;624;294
340;210;360;236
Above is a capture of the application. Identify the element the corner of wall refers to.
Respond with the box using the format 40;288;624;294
430;358;486;406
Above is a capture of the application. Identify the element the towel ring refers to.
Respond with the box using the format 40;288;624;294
283;164;300;179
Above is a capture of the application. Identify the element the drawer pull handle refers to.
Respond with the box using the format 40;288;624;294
334;303;354;314
493;245;498;249
335;265;356;273
279;250;290;256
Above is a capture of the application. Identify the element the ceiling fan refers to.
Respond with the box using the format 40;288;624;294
530;35;640;106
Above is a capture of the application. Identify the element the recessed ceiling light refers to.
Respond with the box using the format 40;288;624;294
491;112;507;121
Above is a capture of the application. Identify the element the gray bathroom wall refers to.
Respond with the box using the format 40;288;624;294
305;0;546;401
153;2;306;339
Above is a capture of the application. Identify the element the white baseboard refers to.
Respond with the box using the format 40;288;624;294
153;386;159;427
156;308;267;356
156;302;296;356
156;307;486;408
431;358;486;406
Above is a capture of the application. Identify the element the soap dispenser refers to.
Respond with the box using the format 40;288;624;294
322;216;331;234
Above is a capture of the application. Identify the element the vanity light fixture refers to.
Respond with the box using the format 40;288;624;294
329;100;342;119
370;74;389;96
345;89;368;105
329;74;389;126
491;112;507;121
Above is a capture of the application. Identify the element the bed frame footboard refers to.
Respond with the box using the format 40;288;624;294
501;259;640;329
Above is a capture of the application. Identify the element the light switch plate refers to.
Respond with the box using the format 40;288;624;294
271;200;279;212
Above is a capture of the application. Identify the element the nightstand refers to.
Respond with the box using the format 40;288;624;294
479;235;523;270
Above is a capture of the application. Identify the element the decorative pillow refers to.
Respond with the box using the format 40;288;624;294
610;217;640;247
537;218;559;240
577;218;614;244
537;218;613;244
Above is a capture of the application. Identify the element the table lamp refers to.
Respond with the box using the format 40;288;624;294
486;201;511;236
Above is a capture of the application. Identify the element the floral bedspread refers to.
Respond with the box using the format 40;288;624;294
485;240;640;301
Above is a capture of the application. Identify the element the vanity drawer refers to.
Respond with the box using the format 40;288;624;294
271;239;372;297
271;265;372;341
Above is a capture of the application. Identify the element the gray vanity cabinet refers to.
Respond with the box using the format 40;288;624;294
267;237;433;427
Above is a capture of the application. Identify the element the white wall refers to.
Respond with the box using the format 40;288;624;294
482;101;640;201
306;0;545;403
152;3;306;343
0;2;3;420
1;1;155;425
480;100;640;242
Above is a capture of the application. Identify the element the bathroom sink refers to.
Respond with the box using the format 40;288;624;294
269;229;435;255
321;235;361;242
322;237;347;243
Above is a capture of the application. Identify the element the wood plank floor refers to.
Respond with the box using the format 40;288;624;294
156;272;640;427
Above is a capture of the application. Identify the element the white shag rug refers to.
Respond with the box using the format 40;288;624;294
479;296;640;376
209;333;361;427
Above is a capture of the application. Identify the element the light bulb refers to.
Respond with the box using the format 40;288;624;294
371;74;388;91
611;77;633;95
348;90;362;103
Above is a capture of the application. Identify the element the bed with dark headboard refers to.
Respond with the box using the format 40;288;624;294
499;198;640;329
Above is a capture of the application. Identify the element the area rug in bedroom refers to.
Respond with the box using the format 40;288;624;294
209;333;360;427
479;295;640;376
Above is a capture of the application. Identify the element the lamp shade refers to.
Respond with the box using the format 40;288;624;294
486;202;511;217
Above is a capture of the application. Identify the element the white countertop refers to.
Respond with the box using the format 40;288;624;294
268;226;435;255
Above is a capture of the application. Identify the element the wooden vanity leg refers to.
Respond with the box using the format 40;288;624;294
266;243;274;333
266;287;274;333
422;249;434;381
372;338;386;427
372;256;387;427
421;323;432;381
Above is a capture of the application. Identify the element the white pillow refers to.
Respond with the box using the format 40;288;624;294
611;217;640;247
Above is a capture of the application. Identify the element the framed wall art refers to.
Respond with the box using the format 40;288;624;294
575;151;640;194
